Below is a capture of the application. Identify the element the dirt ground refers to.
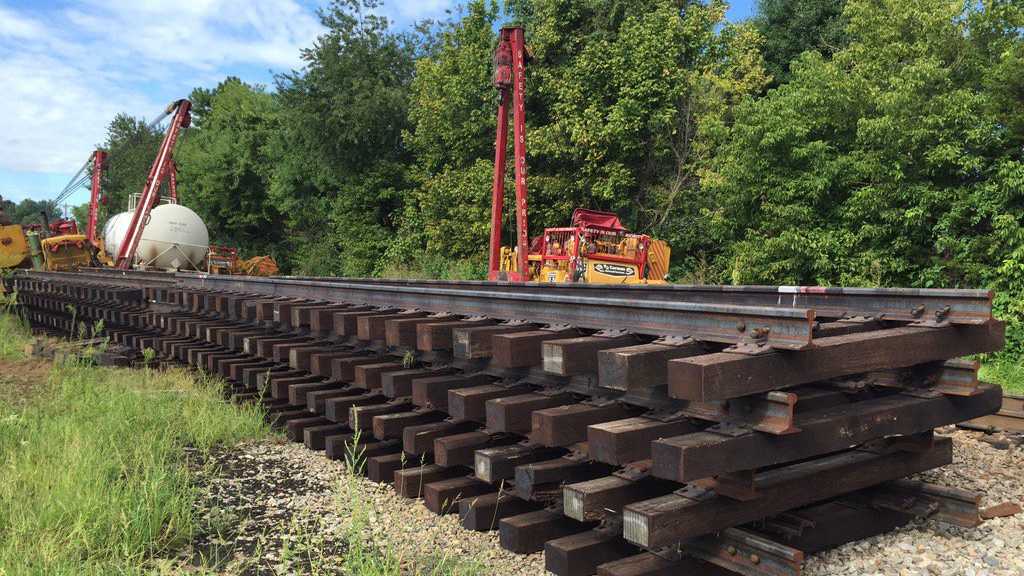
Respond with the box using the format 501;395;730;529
0;357;52;407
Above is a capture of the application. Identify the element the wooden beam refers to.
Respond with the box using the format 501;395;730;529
597;553;727;576
423;476;494;515
357;311;429;342
623;437;953;548
598;342;705;392
546;530;638;576
669;322;1004;401
417;319;496;351
385;314;457;348
330;356;384;382
394;464;468;499
460;492;540;531
435;431;518;467
412;373;493;410
353;362;403;390
532;403;640;447
588;417;699;466
324;392;385;423
486;392;576;434
652;384;1001;482
350;401;414;432
515;458;614;501
454;324;537;359
491;328;579;368
543;335;640;376
381;367;457;398
474;444;566;483
331;308;397;338
499;510;595;554
306;386;361;413
403;420;480;455
563;475;678;522
449;384;533;422
371;410;445;440
304;423;349;451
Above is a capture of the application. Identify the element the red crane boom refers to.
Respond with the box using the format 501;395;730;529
115;99;191;269
86;149;107;248
488;26;530;281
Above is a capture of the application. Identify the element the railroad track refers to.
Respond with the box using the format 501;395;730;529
8;269;1008;576
963;394;1024;434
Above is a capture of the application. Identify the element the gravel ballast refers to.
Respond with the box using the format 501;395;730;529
166;429;1022;575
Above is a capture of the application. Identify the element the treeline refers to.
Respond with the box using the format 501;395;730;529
1;198;60;227
90;0;1023;356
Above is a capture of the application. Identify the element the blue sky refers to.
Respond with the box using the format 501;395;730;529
1;0;756;210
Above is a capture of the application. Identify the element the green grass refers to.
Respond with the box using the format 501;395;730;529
981;359;1024;396
0;295;29;360
0;318;270;575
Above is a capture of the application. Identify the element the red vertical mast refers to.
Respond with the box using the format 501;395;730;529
86;150;107;248
115;99;191;269
488;26;530;281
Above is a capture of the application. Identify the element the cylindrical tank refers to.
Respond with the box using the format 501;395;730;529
103;205;209;270
26;231;44;270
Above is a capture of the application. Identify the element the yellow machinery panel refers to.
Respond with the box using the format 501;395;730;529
0;224;30;268
647;239;671;282
39;234;92;271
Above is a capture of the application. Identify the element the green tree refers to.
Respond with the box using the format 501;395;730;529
6;198;61;227
753;0;848;85
389;0;500;270
706;0;1024;351
176;78;286;259
396;0;769;278
270;0;420;275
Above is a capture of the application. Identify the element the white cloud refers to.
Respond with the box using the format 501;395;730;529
0;5;46;39
1;0;326;177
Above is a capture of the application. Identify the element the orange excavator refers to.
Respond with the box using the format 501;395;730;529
487;27;670;284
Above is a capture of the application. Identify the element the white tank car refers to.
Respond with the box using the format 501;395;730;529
103;204;210;270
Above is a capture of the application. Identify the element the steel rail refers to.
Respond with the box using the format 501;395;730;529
168;273;816;350
193;274;991;325
16;270;816;349
70;267;993;325
290;278;991;325
15;270;176;289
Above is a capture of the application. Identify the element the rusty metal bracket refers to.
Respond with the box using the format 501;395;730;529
595;328;631;338
861;479;983;528
613;460;652;481
707;422;753;438
724;332;775;356
582;397;621;408
653;335;697;347
674;484;715;502
686;527;805;576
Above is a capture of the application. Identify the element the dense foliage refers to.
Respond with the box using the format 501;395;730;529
87;0;1023;358
0;198;60;227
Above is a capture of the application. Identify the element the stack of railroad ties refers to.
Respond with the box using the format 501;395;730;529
10;270;1007;576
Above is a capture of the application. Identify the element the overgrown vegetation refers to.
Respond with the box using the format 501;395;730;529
83;0;1023;362
980;360;1024;396
0;320;269;575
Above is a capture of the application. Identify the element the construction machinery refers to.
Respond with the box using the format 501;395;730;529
0;196;31;269
207;245;280;277
487;27;670;284
33;151;108;271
